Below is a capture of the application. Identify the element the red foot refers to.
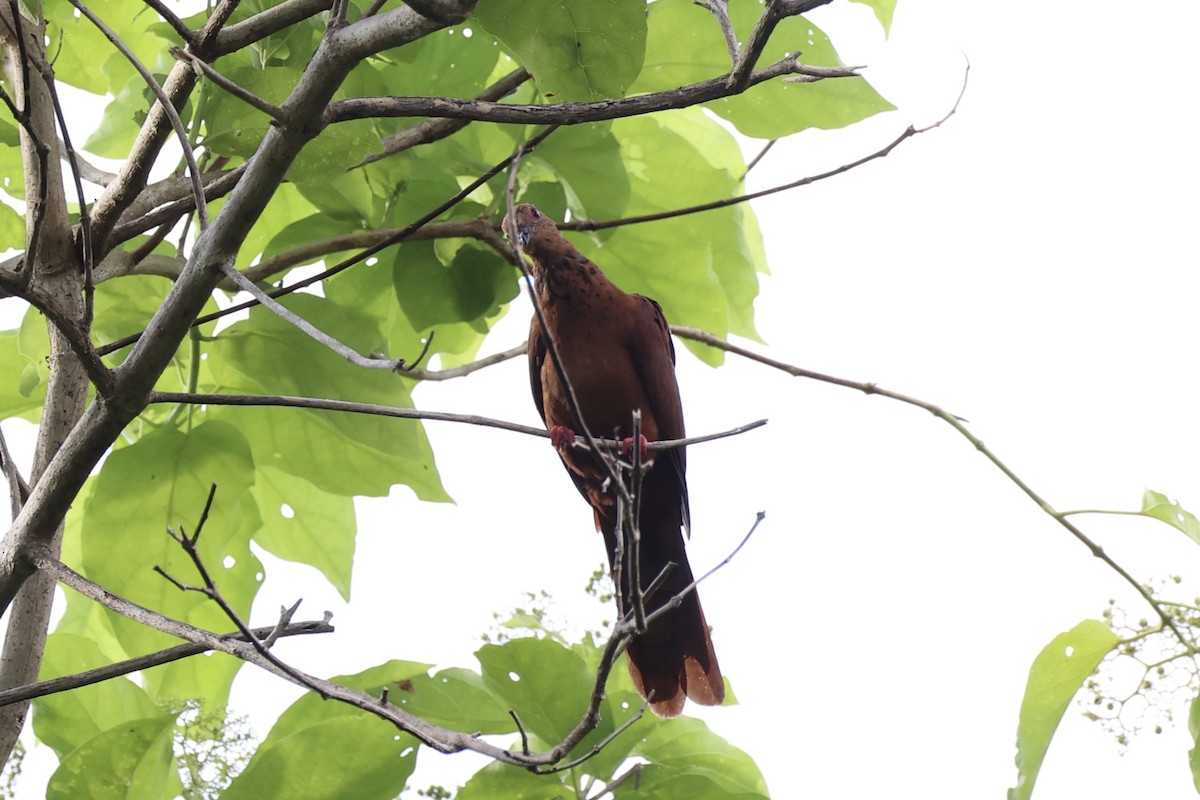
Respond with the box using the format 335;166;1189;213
621;434;649;460
550;426;576;451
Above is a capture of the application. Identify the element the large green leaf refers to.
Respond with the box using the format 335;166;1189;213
476;637;595;746
250;465;356;601
207;295;450;500
33;634;162;759
632;716;768;798
1188;693;1200;792
80;421;261;707
391;667;516;735
473;0;647;101
45;714;179;800
634;1;894;138
531;123;631;225
850;0;897;34
456;761;574;800
45;0;171;95
559;110;766;362
224;661;427;800
0;316;48;421
392;240;517;333
1009;620;1120;800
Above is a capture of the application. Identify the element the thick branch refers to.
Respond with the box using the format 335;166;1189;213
326;58;859;125
0;619;332;708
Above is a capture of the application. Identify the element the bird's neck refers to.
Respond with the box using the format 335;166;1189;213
532;246;620;308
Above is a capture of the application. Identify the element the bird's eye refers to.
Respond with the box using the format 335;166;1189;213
529;207;541;218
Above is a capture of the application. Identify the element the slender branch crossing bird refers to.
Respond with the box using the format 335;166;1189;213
503;203;724;717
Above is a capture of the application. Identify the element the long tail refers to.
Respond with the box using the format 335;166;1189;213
600;466;724;717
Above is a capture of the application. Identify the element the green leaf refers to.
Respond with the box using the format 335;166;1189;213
1140;490;1200;545
568;110;767;361
1188;693;1200;792
84;77;148;159
45;0;171;95
531;123;631;224
33;634;162;759
477;638;594;745
1009;620;1120;800
390;667;513;734
80;421;260;707
0;313;48;421
456;761;573;800
473;0;647;101
849;0;896;34
360;21;501;100
45;714;179;800
632;716;769;798
250;465;356;601
225;661;428;800
634;2;894;138
206;296;450;501
0;196;23;247
392;240;517;332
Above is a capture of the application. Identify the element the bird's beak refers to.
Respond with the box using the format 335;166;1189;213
517;223;532;247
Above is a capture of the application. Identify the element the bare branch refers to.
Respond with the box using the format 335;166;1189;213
217;261;421;371
110;166;246;246
326;58;859;126
68;0;209;230
212;0;333;54
565;76;967;234
147;391;764;453
695;0;739;66
172;48;289;123
360;66;531;166
0;618;332;708
671;326;1191;648
0;425;29;519
141;0;195;45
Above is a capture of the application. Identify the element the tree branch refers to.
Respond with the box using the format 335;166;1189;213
96;127;557;357
670;326;1192;648
148;390;764;451
68;0;209;230
326;58;860;126
0;618;332;708
359;65;531;167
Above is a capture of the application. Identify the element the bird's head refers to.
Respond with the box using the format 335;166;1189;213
502;203;559;253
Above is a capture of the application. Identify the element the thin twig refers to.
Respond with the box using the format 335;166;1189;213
359;66;531;167
217;261;423;372
566;66;969;235
155;484;331;693
147;390;764;451
67;0;209;229
695;0;739;66
674;325;1192;647
0;424;29;518
172;48;289;123
741;138;777;178
142;0;196;44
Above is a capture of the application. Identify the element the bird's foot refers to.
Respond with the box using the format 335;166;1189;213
550;426;576;451
620;434;649;460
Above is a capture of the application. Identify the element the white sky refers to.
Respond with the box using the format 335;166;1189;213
3;0;1200;797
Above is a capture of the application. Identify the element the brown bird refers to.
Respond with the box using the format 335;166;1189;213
503;203;724;717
